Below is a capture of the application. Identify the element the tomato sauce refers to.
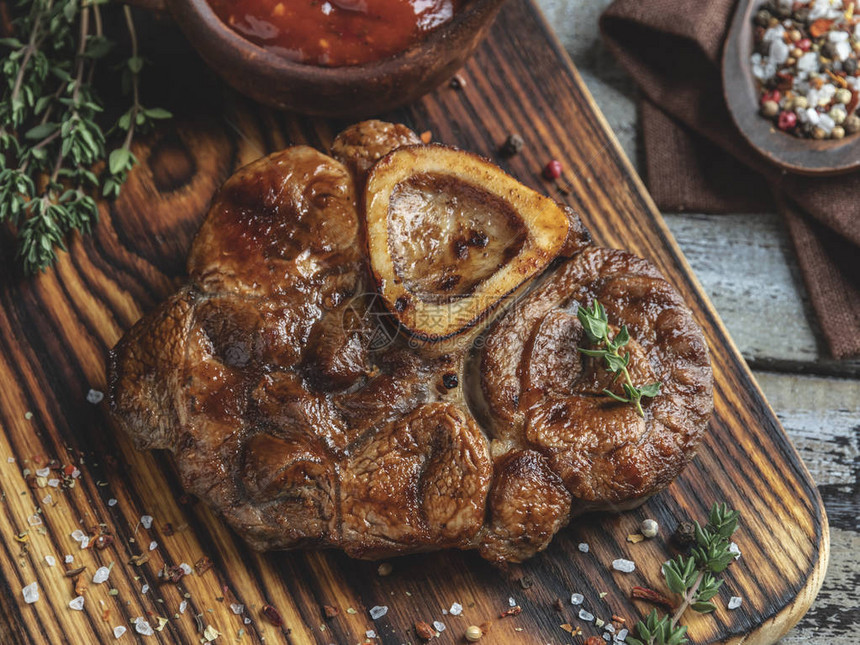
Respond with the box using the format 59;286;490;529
208;0;461;67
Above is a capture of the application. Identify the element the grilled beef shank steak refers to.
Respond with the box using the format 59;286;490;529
109;121;713;563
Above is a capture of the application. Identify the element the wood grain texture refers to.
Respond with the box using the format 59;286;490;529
0;1;828;643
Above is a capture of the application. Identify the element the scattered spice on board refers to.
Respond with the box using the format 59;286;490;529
631;586;676;610
751;0;860;139
499;133;525;157
500;605;522;618
261;604;283;627
194;556;214;575
322;604;339;619
414;620;436;640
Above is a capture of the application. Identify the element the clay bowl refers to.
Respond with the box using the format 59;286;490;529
163;0;508;118
723;0;860;175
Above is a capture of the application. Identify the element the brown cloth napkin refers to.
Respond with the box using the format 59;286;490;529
600;0;860;359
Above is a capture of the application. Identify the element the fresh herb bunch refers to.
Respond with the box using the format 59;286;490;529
577;300;661;417
626;503;741;645
0;0;171;274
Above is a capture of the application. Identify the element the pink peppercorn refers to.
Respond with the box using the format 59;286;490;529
777;110;797;131
797;38;811;51
761;89;781;105
543;159;563;180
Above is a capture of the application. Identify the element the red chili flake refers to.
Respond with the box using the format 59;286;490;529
159;564;185;584
261;604;283;627
62;464;76;477
774;72;794;91
543;160;563;180
322;605;339;619
631;586;676;610
194;556;213;575
94;534;114;550
585;637;604;645
420;130;432;144
809;18;834;38
500;605;522;618
414;621;436;640
847;90;859;115
797;38;812;51
611;614;626;624
777;110;798;131
162;523;175;537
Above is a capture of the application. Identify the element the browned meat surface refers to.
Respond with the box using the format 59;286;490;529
109;121;713;563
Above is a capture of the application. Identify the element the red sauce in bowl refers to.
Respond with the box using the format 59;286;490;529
207;0;461;67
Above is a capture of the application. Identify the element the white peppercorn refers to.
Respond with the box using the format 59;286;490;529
640;518;659;538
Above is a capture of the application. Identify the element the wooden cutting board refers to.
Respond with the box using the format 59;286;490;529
0;1;828;643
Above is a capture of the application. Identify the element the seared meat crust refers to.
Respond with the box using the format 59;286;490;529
109;121;713;563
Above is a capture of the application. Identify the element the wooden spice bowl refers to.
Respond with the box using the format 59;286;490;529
159;0;508;117
723;0;860;175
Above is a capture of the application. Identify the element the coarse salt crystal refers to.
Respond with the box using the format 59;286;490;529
93;566;111;584
615;628;629;642
230;603;244;615
28;514;42;526
835;40;852;62
762;25;785;43
369;605;388;619
45;555;56;567
141;584;149;594
729;542;741;559
108;498;117;507
578;543;589;553
86;389;104;404
113;626;126;639
603;634;611;642
7;457;14;463
35;467;50;477
578;609;594;622
179;563;192;575
179;600;188;614
80;536;89;549
819;113;835;134
728;596;743;610
47;478;59;488
69;596;85;611
22;582;39;604
365;630;376;639
65;555;74;564
508;597;516;607
829;30;849;42
243;617;251;624
70;467;80;479
570;593;584;605
71;529;86;542
449;602;463;616
148;540;157;551
42;495;52;505
140;515;153;529
134;618;154;636
433;621;446;632
769;39;790;65
797;51;818;73
612;559;636;573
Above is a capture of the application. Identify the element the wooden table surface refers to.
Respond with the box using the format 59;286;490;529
537;1;860;642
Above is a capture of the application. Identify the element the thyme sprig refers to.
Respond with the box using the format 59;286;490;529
576;300;661;417
627;503;741;645
0;0;171;274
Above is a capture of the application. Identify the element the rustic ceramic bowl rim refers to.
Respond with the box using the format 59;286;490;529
174;0;500;80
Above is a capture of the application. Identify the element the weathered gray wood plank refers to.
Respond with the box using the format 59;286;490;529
754;371;860;643
664;213;860;377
